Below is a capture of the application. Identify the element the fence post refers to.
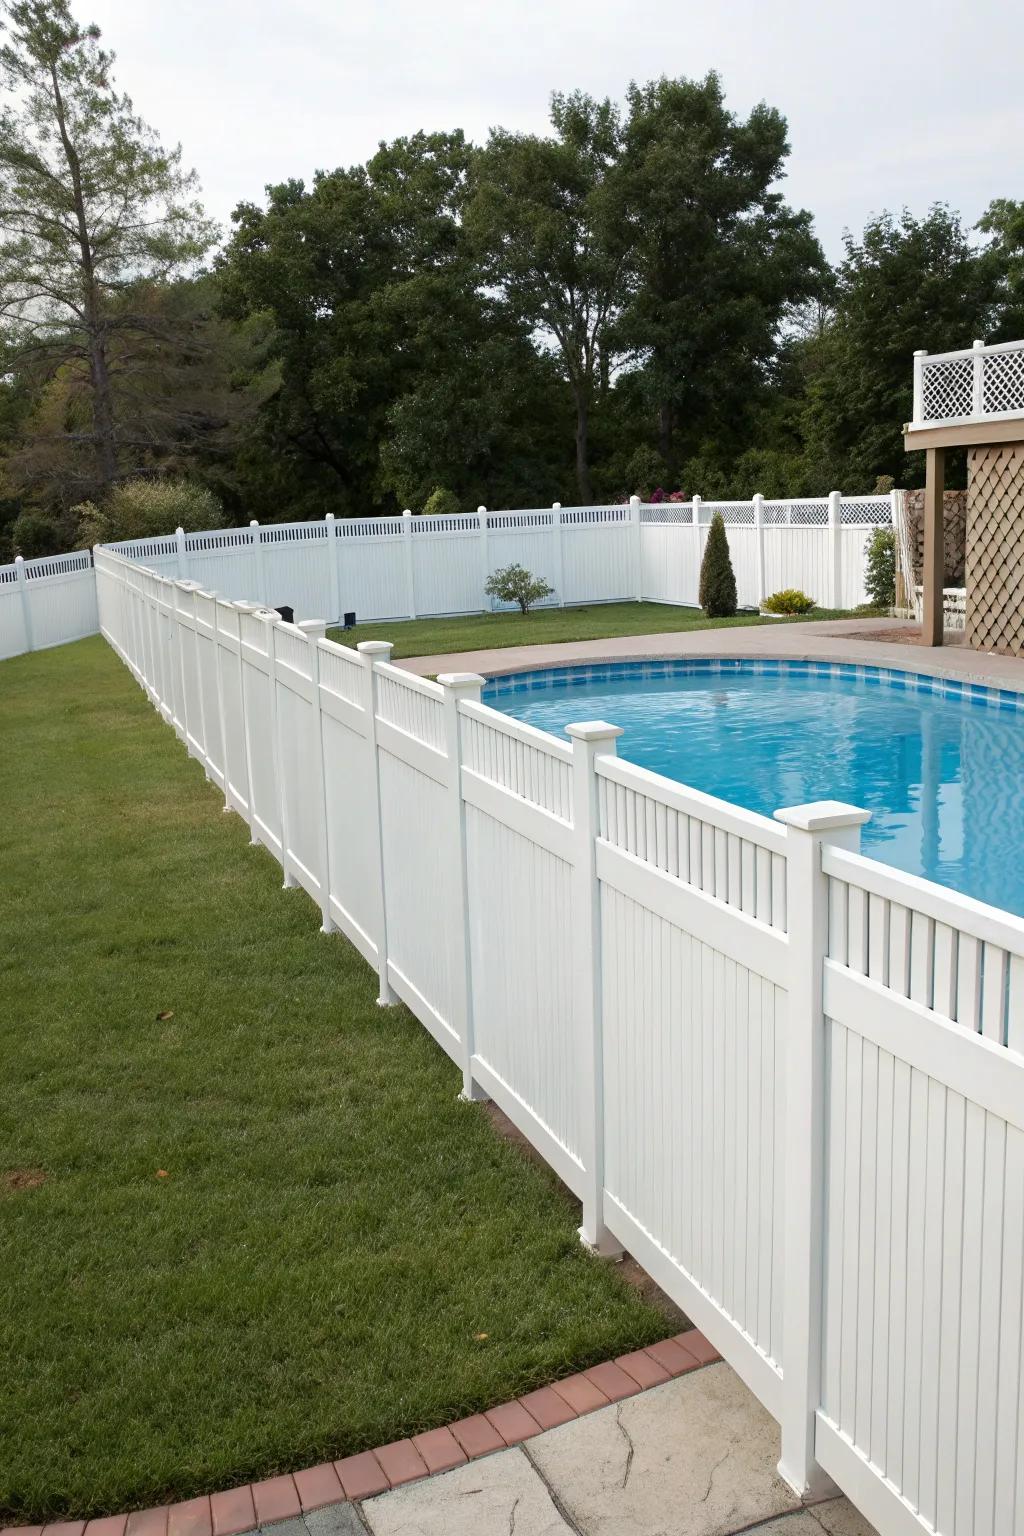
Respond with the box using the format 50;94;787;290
213;598;234;812
358;640;397;1006
912;349;927;423
234;601;263;844
972;337;985;416
773;798;871;1500
325;513;342;624
828;491;842;609
299;619;333;931
14;555;34;653
567;719;624;1257
249;520;266;606
753;493;766;608
175;526;188;580
551;503;565;607
478;506;489;611
628;495;643;602
438;671;488;1100
692;495;703;588
262;610;297;889
890;489;905;609
401;509;417;619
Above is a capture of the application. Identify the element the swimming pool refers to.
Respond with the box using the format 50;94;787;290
484;658;1024;916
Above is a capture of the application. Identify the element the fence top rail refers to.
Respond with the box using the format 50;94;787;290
918;336;1024;366
317;635;362;666
458;694;575;762
823;842;1024;957
595;752;789;853
373;657;445;702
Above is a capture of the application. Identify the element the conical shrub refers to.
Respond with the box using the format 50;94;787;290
699;510;738;617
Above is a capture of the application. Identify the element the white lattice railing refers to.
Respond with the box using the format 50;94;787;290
911;338;1024;428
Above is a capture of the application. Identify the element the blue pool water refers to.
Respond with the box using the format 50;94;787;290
485;660;1024;916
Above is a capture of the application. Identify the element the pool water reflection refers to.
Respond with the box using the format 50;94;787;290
486;661;1024;917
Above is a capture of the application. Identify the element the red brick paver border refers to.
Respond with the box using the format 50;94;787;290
3;1331;720;1536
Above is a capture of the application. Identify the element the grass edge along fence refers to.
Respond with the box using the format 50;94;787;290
95;543;1024;1536
2;493;895;660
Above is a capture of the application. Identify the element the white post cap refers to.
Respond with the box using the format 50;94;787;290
565;720;624;743
774;801;871;832
298;618;328;638
357;640;393;656
437;671;486;689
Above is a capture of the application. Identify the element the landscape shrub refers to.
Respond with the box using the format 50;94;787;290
422;486;461;518
698;511;737;617
864;526;896;608
761;588;815;614
74;479;224;546
485;562;554;614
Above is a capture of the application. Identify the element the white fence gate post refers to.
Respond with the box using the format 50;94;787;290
551;503;565;607
567;719;624;1257
175;526;188;581
438;671;488;1101
300;619;333;932
630;495;642;602
753;493;766;608
325;514;342;624
249;520;266;606
358;640;397;1006
14;556;34;654
828;492;842;609
477;506;489;610
774;798;871;1499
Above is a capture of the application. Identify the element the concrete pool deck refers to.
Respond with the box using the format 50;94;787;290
396;617;1024;693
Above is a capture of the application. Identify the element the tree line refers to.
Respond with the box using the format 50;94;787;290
2;0;1023;560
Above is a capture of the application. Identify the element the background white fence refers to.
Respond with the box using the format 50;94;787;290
95;542;1024;1536
0;549;98;660
0;493;895;663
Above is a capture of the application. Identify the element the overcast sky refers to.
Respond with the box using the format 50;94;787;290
86;0;1019;261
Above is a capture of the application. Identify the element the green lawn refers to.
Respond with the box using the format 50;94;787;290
327;600;854;658
0;638;665;1522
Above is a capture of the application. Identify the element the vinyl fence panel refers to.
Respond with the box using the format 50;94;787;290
91;541;1024;1536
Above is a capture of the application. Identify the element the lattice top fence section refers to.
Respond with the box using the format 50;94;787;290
914;338;1024;426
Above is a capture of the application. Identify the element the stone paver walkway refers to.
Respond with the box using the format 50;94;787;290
397;616;1024;694
233;1364;877;1536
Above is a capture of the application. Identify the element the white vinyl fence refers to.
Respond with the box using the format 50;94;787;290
104;493;894;622
0;550;98;660
95;543;1024;1536
1;494;895;662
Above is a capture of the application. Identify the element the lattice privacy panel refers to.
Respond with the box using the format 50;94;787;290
921;356;973;420
965;443;1024;655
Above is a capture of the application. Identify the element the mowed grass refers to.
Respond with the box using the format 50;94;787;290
328;600;852;659
0;638;666;1522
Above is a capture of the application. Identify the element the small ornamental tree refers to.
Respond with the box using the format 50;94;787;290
864;526;896;609
698;511;737;617
485;562;554;614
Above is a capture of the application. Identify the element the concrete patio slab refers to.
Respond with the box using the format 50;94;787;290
527;1362;798;1535
361;1447;571;1535
396;615;1024;694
